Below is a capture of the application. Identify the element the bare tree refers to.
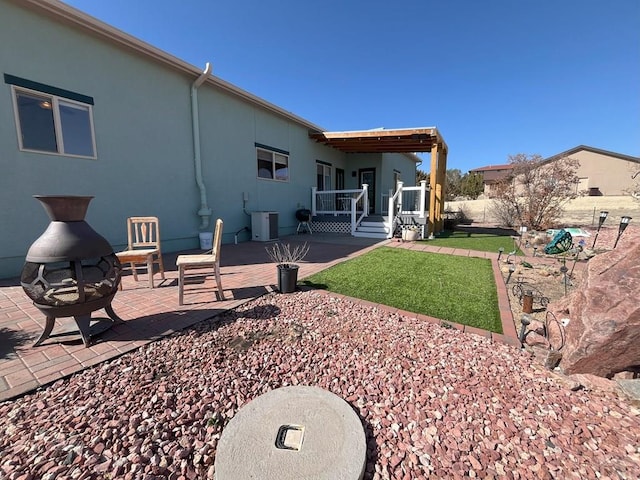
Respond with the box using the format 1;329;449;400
489;153;580;230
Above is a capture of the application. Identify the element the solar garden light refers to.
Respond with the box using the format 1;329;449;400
613;216;632;249
569;244;583;279
518;314;532;345
591;210;608;248
497;247;504;262
560;264;569;295
506;263;516;284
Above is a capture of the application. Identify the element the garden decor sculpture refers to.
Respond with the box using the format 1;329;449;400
543;229;573;255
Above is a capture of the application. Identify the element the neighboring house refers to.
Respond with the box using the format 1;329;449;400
0;0;447;279
540;146;640;196
468;164;514;197
471;146;640;197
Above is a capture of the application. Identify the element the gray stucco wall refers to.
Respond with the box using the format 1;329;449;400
0;1;413;279
196;88;346;238
1;1;199;278
0;0;350;278
381;152;418;191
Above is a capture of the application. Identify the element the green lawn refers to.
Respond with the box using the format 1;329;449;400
423;230;523;255
303;246;503;333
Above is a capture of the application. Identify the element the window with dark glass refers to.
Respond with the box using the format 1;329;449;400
11;84;96;158
257;147;289;182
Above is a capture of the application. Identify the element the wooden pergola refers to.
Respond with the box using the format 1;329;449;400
309;127;449;236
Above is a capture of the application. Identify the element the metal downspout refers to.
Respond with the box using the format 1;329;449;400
191;63;212;229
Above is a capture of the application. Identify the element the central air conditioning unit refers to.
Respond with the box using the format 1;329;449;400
251;211;279;241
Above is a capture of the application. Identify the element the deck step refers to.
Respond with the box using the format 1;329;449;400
353;231;389;239
354;220;390;239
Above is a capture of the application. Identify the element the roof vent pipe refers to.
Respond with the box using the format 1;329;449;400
191;62;213;229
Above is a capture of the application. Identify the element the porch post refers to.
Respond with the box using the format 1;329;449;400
428;144;438;238
437;147;448;232
351;198;356;235
419;180;427;218
311;187;317;216
362;184;369;217
387;189;395;239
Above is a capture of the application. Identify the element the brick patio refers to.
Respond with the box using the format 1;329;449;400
0;234;519;402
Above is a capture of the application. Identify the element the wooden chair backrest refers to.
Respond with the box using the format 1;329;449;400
127;216;161;250
211;218;223;259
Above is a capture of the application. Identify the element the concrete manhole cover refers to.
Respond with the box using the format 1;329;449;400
214;385;367;479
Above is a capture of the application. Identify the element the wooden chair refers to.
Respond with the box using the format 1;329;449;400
176;218;226;305
115;216;165;288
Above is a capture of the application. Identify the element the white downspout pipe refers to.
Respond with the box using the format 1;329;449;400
191;63;213;229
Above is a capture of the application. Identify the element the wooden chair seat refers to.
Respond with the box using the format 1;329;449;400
176;254;217;266
116;249;158;263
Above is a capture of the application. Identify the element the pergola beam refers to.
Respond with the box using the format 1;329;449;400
309;127;446;154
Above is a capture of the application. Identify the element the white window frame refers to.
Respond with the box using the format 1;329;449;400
317;163;332;190
11;85;97;159
257;146;289;182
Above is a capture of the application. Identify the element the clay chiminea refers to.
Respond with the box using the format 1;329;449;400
21;195;122;347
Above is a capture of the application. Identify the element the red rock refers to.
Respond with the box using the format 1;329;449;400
566;373;618;393
549;243;640;377
468;454;482;471
389;454;402;468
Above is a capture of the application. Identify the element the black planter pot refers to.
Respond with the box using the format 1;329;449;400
277;264;299;293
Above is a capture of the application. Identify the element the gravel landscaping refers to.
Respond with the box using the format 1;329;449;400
1;290;639;479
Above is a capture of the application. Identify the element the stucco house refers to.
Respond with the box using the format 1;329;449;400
468;164;514;197
471;146;640;197
0;0;448;279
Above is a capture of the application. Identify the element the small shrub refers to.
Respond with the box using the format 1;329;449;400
489;198;519;227
265;242;309;268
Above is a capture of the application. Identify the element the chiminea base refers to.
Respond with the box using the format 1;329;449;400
32;296;123;348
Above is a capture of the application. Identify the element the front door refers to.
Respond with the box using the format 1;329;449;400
359;168;375;214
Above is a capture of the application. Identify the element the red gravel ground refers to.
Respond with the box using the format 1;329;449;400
1;290;639;479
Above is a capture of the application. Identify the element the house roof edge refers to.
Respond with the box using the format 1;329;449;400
542;145;640;164
16;0;324;131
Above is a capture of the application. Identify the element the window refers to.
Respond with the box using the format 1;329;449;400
6;75;96;158
316;162;331;190
257;146;289;181
13;89;96;157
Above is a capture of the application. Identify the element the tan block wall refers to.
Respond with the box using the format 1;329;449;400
446;196;640;227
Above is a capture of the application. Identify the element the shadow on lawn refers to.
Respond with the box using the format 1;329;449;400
452;225;519;237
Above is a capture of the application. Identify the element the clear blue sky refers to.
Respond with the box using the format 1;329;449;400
62;0;639;173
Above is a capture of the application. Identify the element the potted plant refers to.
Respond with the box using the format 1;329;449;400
266;242;310;293
401;224;421;241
